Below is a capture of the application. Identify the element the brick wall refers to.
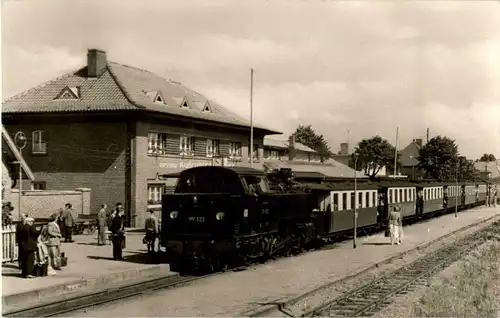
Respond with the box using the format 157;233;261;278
4;121;128;217
5;188;91;220
131;120;265;227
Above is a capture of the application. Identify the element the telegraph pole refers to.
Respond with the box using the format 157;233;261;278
353;153;358;249
250;68;254;168
393;126;399;176
455;159;459;218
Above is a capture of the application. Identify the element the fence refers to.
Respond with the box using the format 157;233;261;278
2;224;18;263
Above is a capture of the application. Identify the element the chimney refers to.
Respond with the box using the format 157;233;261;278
415;139;423;147
340;143;349;155
288;135;296;161
87;49;107;78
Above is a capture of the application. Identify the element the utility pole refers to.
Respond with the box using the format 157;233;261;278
455;159;459;218
14;131;27;219
353;153;358;249
426;128;429;144
393;126;399;176
250;68;254;168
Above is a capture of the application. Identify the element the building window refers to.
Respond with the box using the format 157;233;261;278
248;144;259;160
229;141;242;158
32;181;46;190
206;139;220;157
180;136;194;156
269;150;279;160
148;132;168;155
32;130;47;154
148;184;164;205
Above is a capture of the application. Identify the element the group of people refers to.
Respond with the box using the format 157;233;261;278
96;202;127;260
96;203;160;260
16;211;65;278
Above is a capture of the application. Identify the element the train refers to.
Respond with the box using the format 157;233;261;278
160;166;493;273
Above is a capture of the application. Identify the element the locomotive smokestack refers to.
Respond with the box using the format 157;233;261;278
288;135;296;161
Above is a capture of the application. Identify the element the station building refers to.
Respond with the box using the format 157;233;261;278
2;49;279;226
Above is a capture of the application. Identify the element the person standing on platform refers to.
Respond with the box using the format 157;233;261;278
18;217;39;278
110;203;125;260
144;209;159;253
16;213;28;269
45;213;62;272
97;204;108;246
61;203;75;243
388;205;402;245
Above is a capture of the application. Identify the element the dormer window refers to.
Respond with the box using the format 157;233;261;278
145;91;165;105
202;101;212;113
55;86;80;100
154;93;164;104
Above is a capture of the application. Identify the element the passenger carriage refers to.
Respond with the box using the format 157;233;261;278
381;182;417;219
443;183;462;212
323;182;380;235
463;183;477;207
418;183;445;216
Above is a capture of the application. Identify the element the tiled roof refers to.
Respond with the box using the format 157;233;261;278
399;141;420;167
263;137;316;153
263;159;367;179
2;61;278;133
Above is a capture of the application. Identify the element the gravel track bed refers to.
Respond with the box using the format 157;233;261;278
277;219;497;317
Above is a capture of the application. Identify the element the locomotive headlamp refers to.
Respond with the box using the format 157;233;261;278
215;212;225;220
170;211;179;219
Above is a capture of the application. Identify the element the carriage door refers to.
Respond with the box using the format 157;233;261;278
416;187;424;216
377;188;389;226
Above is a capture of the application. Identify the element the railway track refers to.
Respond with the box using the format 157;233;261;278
305;224;497;317
247;215;500;317
3;272;219;317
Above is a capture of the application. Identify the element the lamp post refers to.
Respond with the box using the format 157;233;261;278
455;159;459;218
353;153;358;249
14;131;27;219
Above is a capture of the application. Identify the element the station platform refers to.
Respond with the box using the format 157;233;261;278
1;229;176;311
64;206;500;317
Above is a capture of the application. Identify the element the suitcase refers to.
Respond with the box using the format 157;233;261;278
60;252;68;267
34;263;48;277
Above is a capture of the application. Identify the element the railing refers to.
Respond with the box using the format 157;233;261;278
2;224;18;263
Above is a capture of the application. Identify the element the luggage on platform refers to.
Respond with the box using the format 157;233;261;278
60;252;68;267
34;263;48;277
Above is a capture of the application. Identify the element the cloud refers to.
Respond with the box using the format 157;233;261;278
2;0;499;159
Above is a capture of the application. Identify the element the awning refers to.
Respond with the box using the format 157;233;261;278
2;126;35;180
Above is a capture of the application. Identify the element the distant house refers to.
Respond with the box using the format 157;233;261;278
263;137;366;179
474;160;500;180
398;138;424;179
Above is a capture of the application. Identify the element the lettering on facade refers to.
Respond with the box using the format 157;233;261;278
159;161;235;169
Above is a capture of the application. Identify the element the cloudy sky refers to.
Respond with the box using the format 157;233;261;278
2;0;500;159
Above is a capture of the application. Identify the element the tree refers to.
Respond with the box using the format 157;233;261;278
293;125;333;161
479;153;496;162
417;135;459;180
457;156;477;181
350;136;397;178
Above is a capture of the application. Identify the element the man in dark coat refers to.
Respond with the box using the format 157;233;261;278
61;203;75;242
17;217;39;278
16;213;27;269
110;203;125;260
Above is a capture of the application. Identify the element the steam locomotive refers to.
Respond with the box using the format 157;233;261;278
160;166;491;273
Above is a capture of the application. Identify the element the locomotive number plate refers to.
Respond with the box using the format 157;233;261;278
188;216;205;223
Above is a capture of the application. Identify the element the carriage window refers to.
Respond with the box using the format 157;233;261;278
373;191;376;206
333;193;339;211
342;193;348;210
398;189;402;202
366;192;370;208
350;192;355;210
359;192;363;208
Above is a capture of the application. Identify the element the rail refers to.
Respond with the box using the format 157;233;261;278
305;223;498;317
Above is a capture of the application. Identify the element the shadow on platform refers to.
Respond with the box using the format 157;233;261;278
87;252;164;265
362;242;393;246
